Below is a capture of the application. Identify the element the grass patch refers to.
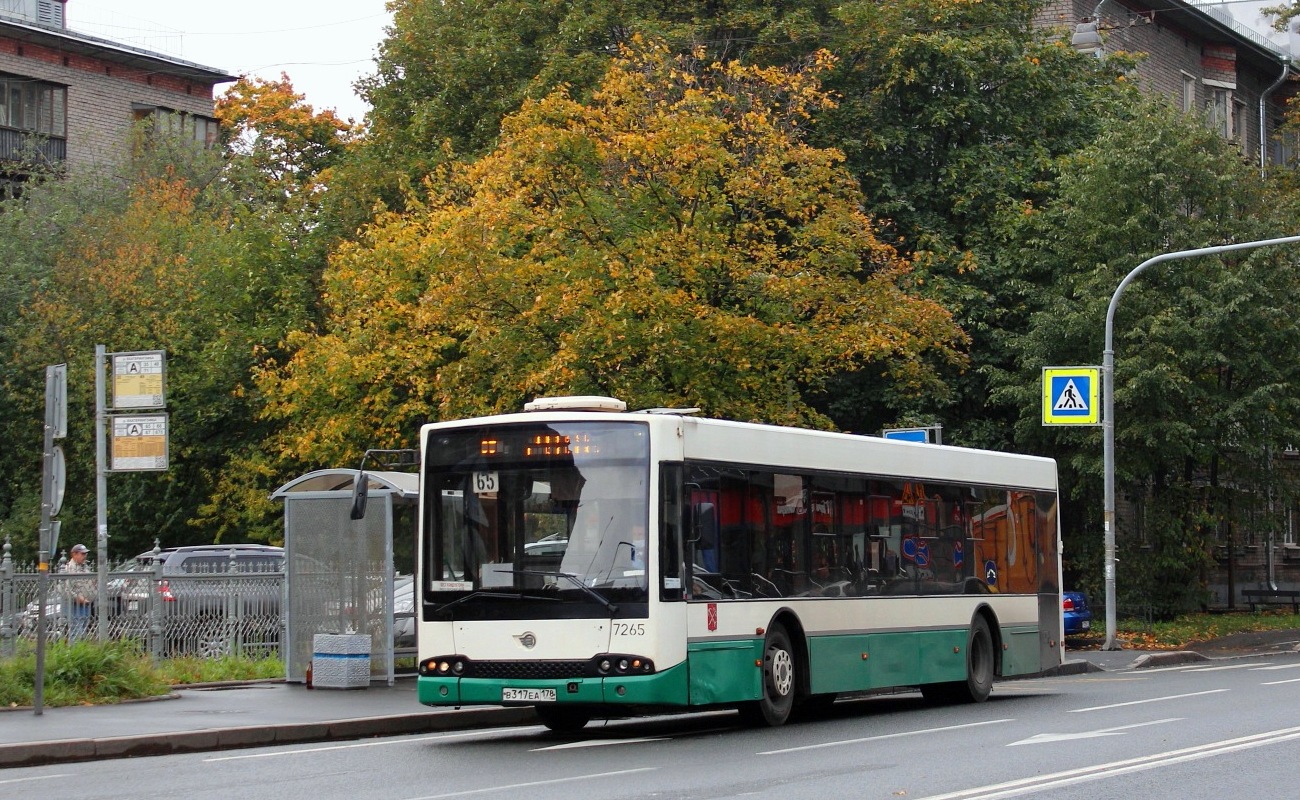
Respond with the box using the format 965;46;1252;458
0;641;283;708
0;640;169;708
1070;609;1300;650
159;654;284;685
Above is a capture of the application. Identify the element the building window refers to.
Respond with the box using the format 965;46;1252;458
1208;88;1232;139
1182;72;1196;113
1233;98;1248;155
133;106;221;147
0;74;68;138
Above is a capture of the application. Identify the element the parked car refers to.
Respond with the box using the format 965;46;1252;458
119;544;285;656
1063;590;1093;636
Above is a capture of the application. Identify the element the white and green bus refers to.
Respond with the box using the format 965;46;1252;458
415;396;1062;731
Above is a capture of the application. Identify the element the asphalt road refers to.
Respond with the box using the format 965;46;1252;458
5;649;1300;800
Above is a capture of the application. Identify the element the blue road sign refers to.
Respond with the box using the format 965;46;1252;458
1042;367;1101;425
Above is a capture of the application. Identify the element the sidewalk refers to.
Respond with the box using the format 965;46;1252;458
4;634;1298;769
0;678;536;768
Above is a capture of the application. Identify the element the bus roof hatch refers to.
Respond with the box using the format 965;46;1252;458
523;396;628;413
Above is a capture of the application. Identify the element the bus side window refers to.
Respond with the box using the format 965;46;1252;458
689;502;719;572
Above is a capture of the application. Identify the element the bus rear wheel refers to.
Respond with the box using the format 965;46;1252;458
739;623;797;727
535;705;591;733
922;615;994;704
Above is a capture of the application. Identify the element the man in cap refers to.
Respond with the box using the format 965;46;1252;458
61;544;93;641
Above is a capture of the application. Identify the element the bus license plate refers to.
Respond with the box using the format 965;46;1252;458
503;687;556;702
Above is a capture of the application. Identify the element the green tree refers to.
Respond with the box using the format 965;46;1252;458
259;39;965;467
812;0;1132;442
0;121;320;557
363;0;834;164
992;99;1300;616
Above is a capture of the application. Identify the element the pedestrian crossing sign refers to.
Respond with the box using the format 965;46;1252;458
1042;367;1101;426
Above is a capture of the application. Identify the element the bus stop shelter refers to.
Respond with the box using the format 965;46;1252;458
271;469;418;685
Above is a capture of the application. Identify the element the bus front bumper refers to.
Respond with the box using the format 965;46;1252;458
418;661;688;707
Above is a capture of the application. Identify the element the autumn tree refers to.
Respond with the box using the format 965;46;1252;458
0;122;318;556
258;39;965;469
217;74;356;198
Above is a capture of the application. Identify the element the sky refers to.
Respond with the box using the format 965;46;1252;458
65;1;392;124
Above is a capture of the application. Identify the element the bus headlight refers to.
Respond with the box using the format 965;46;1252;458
420;656;468;676
593;654;654;675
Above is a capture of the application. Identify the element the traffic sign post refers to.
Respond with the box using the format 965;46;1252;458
94;346;171;645
110;414;170;472
110;350;165;410
1042;367;1101;426
35;363;67;716
883;425;943;444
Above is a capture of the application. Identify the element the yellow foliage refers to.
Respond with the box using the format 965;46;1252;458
260;37;965;461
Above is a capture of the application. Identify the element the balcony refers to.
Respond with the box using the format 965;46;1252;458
0;127;66;168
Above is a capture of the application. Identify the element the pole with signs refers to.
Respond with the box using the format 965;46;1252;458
34;363;67;716
94;347;169;643
95;345;107;639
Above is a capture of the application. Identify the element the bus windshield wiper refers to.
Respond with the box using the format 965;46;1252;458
435;588;560;615
512;570;619;615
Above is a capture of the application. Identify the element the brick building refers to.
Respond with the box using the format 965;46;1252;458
1;0;233;180
1039;0;1297;170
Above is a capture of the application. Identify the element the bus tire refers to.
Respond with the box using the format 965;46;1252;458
535;705;591;733
922;615;994;704
739;623;797;727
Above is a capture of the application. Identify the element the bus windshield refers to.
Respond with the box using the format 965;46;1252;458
422;421;650;617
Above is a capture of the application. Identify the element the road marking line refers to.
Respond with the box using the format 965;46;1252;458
0;775;70;786
203;726;540;762
532;737;668;750
1261;677;1300;685
1180;663;1267;672
1068;688;1227;712
912;725;1300;800
1252;662;1300;671
402;767;656;800
756;719;1013;755
1008;717;1180;746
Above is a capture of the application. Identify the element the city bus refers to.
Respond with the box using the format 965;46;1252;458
415;396;1062;731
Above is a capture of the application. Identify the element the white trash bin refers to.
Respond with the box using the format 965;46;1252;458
311;633;371;689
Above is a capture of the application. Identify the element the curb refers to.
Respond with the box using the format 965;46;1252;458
0;707;538;769
1131;650;1208;669
1045;658;1104;676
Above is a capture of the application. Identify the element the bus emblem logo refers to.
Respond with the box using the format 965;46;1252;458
514;632;537;649
707;603;717;632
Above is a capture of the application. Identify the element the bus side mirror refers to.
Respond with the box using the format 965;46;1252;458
350;471;369;520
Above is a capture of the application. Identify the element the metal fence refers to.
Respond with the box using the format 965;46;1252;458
0;539;283;660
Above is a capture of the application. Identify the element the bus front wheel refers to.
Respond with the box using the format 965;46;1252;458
922;615;994;704
535;704;591;733
739;623;797;727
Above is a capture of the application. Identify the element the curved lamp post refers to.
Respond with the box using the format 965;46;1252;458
1102;234;1300;650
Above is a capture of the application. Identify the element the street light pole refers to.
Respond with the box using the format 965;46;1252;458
1102;234;1300;650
